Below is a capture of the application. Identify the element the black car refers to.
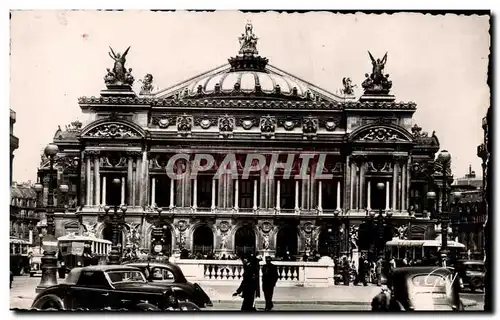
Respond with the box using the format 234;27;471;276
125;261;212;308
371;266;465;311
31;265;201;311
455;260;485;292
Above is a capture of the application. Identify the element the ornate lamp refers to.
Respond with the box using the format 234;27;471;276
35;144;60;293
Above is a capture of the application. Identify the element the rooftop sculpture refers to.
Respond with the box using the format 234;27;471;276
362;51;392;95
104;46;134;86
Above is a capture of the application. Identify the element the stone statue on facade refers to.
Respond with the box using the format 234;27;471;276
342;77;356;95
105;46;134;86
220;233;228;249
362;51;392;95
263;234;270;250
349;225;358;249
304;235;312;252
239;21;259;56
139;73;154;94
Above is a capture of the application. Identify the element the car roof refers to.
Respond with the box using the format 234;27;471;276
392;266;453;277
125;261;187;282
79;265;141;272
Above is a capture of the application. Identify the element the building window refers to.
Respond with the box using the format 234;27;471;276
197;176;214;209
321;180;337;210
279;179;295;210
239;179;257;209
154;176;172;208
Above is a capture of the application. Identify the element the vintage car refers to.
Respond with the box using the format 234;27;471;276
125;261;212;308
31;265;201;311
371;266;465;311
454;260;485;292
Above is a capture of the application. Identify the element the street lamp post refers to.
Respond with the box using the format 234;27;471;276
436;150;451;267
35;144;60;293
103;178;127;265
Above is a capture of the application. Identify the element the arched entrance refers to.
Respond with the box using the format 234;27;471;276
150;225;172;256
193;225;214;255
318;224;342;257
234;225;256;256
276;225;298;259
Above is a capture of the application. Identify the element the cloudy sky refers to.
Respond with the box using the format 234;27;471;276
10;11;490;183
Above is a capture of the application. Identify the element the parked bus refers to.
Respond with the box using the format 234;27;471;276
57;234;112;269
385;238;466;266
10;236;32;276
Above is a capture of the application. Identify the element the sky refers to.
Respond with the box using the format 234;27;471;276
9;10;490;183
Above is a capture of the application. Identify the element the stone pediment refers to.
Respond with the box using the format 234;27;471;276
81;119;145;139
349;124;413;143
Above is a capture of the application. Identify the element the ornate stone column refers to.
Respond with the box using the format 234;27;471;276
367;181;372;211
275;180;281;211
358;159;366;210
392;159;400;210
336;180;341;211
401;161;407;211
169;179;175;209
121;177;125;205
385;181;390;211
151;177;156;207
102;176;107;205
350;159;357;210
211;178;216;211
253;179;258;211
94;155;100;206
233;179;239;211
317;181;323;211
135;155;142;207
127;154;133;206
295;180;300;212
86;153;91;206
192;177;198;209
406;157;411;212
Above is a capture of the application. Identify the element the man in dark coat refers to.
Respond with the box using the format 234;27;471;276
357;254;368;286
342;256;350;285
261;256;279;311
233;255;260;311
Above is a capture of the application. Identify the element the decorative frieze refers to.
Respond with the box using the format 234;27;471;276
152;115;175;129
87;123;140;138
195;116;218;129
358;127;406;142
218;115;235;138
177;114;193;137
278;118;300;131
237;117;258;130
260;116;276;139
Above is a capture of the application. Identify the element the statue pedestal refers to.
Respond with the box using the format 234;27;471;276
258;249;275;258
101;84;136;97
215;249;231;259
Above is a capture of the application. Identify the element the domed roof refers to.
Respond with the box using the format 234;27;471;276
155;22;344;103
184;68;312;99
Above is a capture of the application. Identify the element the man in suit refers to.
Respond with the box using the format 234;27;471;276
261;256;279;311
233;255;260;311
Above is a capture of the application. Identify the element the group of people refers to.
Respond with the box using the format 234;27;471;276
233;255;279;311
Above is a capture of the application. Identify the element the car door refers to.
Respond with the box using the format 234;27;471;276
71;270;111;310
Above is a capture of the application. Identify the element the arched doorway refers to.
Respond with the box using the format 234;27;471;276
318;224;342;257
276;225;298;259
193;225;214;255
150;225;172;256
234;225;256;256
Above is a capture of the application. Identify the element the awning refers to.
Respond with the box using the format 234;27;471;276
385;239;466;249
9;237;31;245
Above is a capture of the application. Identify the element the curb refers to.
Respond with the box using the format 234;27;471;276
212;300;370;306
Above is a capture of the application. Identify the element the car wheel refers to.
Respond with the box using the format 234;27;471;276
470;278;482;292
178;301;201;311
31;294;65;311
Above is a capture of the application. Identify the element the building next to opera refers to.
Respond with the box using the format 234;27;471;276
37;23;450;260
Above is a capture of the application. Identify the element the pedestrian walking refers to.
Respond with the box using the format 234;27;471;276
261;256;278;311
233;255;260;311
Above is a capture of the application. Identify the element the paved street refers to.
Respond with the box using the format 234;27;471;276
10;275;484;311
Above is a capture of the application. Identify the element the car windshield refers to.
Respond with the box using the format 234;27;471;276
106;270;146;284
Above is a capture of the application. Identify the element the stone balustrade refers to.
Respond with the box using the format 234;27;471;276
173;257;335;287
